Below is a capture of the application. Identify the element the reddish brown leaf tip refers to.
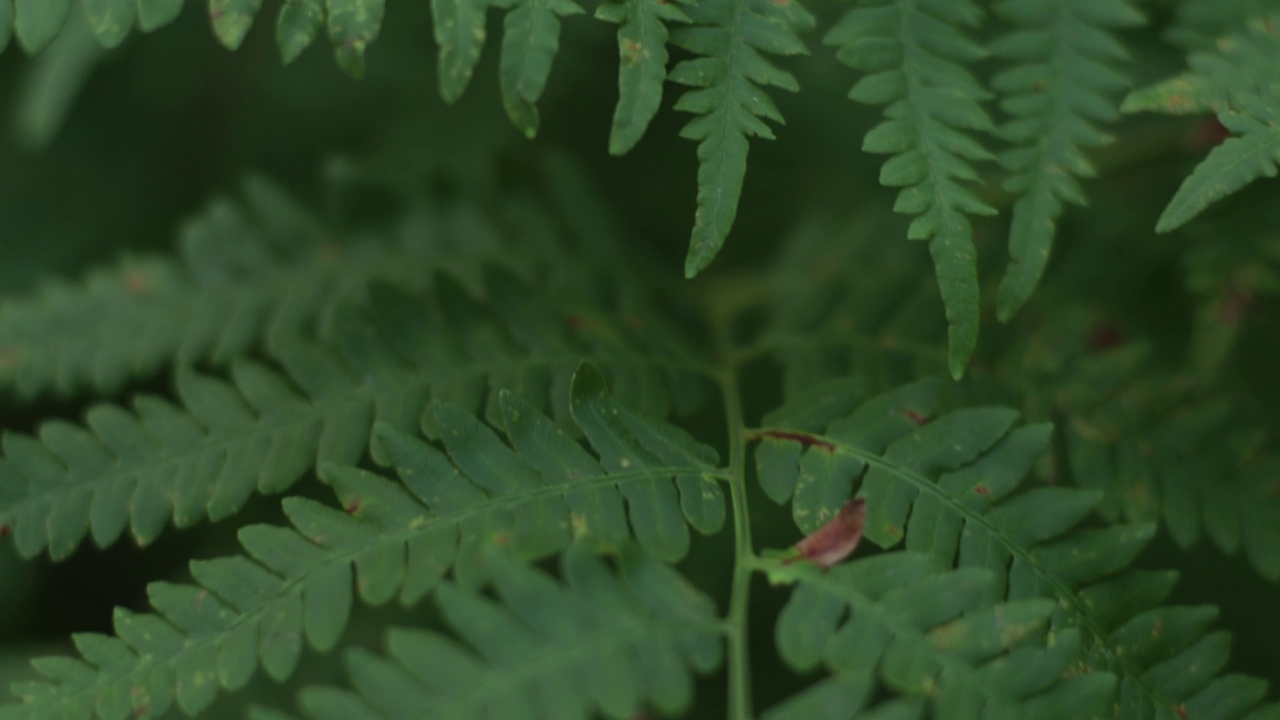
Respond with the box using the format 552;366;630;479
344;497;361;515
791;498;867;568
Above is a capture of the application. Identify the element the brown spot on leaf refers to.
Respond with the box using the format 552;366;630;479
494;533;510;547
751;430;835;453
124;270;150;296
1175;705;1190;719
903;409;928;426
567;314;584;330
1086;324;1124;353
1188;117;1229;151
345;497;361;515
0;523;10;538
790;498;867;568
1152;618;1163;638
1033;80;1046;93
974;485;990;496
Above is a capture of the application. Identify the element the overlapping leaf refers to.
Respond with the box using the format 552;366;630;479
290;546;722;720
754;378;1277;719
0;270;704;560
595;0;691;155
760;553;1113;720
825;0;997;378
990;0;1144;320
0;367;725;718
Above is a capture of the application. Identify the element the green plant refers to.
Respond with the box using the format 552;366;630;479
0;0;1277;719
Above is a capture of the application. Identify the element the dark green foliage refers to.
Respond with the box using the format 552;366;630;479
1;1;1278;719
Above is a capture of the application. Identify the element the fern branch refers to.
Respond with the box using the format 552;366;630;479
1123;15;1280;233
291;545;722;720
0;273;708;560
0;371;726;718
990;0;1143;320
825;0;997;379
759;553;1114;719
753;379;1276;719
668;0;815;278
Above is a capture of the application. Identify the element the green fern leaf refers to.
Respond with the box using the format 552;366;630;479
431;0;490;103
596;0;691;155
13;0;69;53
499;0;584;137
0;372;723;718
81;0;135;48
290;545;721;720
1124;16;1280;233
209;0;262;50
826;0;997;379
991;0;1144;321
326;0;384;79
136;0;184;32
761;553;1114;719
755;379;1277;719
668;0;815;278
276;0;326;63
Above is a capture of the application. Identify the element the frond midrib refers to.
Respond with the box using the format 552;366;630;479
745;424;1174;712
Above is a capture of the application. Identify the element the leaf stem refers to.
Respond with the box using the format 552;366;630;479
719;363;755;720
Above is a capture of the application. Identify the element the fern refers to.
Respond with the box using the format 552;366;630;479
0;369;723;718
990;0;1143;320
753;379;1276;719
825;0;997;379
595;0;691;155
1123;15;1280;233
0;270;701;560
278;545;721;719
761;554;1113;719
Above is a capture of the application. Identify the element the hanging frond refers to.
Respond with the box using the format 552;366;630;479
753;378;1278;719
429;0;584;137
290;545;721;720
0;0;383;76
668;0;815;278
825;0;997;379
595;0;691;155
0;270;707;560
0;369;725;719
1123;15;1280;233
990;0;1144;320
760;553;1114;719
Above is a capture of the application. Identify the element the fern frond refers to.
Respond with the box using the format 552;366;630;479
1165;0;1271;49
429;0;583;136
1123;15;1280;233
668;0;815;278
0;371;723;718
754;379;1277;719
596;0;691;155
0;270;706;560
0;0;381;75
760;553;1114;719
825;0;997;379
291;545;721;720
990;0;1143;320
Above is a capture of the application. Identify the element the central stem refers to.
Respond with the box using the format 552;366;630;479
720;363;754;720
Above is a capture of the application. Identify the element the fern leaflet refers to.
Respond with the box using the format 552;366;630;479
0;272;701;560
596;0;691;155
825;0;997;380
668;0;815;278
274;545;720;720
761;553;1114;719
990;0;1143;320
1124;15;1280;233
0;370;725;718
754;379;1278;719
